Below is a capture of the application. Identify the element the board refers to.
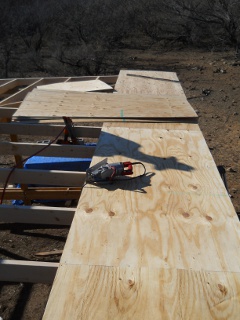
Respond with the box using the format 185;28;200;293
37;80;113;92
115;70;186;96
13;88;197;120
43;124;240;319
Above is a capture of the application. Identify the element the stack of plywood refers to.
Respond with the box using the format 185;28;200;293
35;70;240;319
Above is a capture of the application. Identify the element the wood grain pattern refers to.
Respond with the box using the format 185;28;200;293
115;70;186;96
43;124;240;319
13;88;197;120
43;265;240;320
60;126;240;272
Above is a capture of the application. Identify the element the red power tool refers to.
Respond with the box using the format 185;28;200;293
86;158;146;183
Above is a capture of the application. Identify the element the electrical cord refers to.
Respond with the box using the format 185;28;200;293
0;126;66;205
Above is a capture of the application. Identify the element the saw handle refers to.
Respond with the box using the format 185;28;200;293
122;162;133;176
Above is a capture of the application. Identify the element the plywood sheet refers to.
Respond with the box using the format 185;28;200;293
115;70;186;96
13;89;197;120
60;126;240;271
37;80;113;92
43;265;240;320
44;124;240;319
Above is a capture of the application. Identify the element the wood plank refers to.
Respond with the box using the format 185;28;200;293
0;79;18;95
0;107;18;118
0;204;75;225
0;260;58;284
0;101;21;108
115;70;186;96
0;187;81;200
0;168;86;187
43;265;240;319
0;123;101;138
0;79;44;105
0;142;95;158
35;250;63;257
43;124;240;318
37;80;113;92
13;88;197;120
60;126;239;271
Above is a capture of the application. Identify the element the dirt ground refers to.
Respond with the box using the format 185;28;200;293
0;48;239;320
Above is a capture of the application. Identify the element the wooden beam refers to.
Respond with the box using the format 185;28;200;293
0;101;21;108
0;204;75;225
0;123;101;138
0;79;18;95
0;142;95;158
0;260;58;283
0;107;18;118
0;187;81;200
0;168;86;187
0;78;44;105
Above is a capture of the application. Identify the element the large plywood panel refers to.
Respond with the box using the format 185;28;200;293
43;124;240;319
60;126;240;272
13;88;197;120
115;70;186;96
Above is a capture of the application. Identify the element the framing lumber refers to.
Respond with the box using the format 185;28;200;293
0;187;81;200
0;123;101;138
0;79;18;95
0;141;96;158
0;260;58;284
13;88;197;120
0;79;44;105
0;204;75;225
0;168;86;187
43;123;240;319
0;107;18;118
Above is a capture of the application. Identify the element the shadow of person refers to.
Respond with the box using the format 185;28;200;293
94;131;195;172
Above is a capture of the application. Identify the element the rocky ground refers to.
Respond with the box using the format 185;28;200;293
0;48;239;319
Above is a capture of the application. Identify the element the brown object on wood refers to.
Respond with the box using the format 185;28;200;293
35;250;63;257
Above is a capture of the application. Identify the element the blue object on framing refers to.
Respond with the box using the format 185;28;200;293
12;143;95;205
